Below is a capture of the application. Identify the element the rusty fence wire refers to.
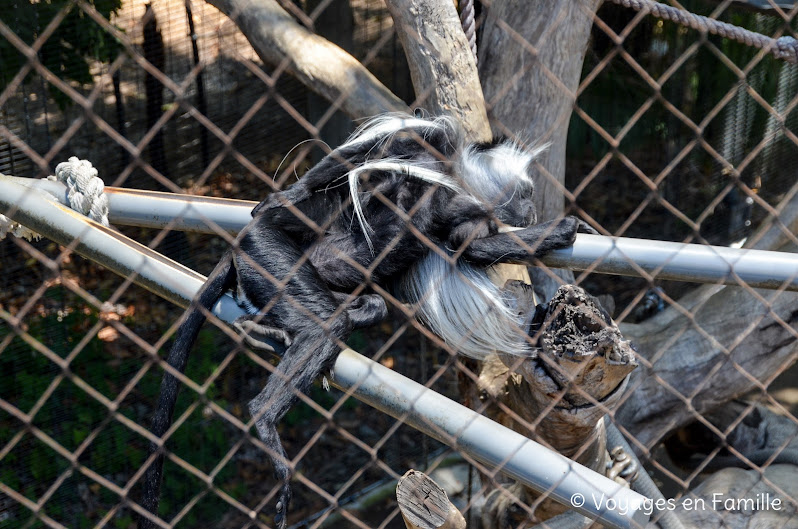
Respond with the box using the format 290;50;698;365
2;1;798;529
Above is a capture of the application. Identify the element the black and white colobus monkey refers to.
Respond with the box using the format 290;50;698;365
140;114;591;528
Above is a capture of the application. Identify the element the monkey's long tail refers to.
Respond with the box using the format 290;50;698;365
139;250;236;529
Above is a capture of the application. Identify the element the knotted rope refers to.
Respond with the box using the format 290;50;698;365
0;157;109;241
51;157;110;227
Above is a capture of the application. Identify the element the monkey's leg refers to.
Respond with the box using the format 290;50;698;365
247;318;350;529
234;295;384;528
234;221;367;527
462;217;592;266
233;293;386;358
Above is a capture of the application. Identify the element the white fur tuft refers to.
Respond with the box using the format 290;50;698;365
458;141;547;208
401;252;531;359
346;113;459;152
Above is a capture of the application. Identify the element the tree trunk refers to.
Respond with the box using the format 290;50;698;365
306;0;356;154
384;0;490;141
480;0;601;223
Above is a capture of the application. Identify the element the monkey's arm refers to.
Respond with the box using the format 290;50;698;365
459;217;591;266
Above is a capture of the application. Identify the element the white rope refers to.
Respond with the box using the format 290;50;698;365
0;157;110;241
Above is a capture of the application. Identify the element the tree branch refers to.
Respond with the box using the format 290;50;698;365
383;0;491;142
206;0;409;120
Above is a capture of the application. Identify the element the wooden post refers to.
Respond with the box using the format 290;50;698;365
397;470;467;529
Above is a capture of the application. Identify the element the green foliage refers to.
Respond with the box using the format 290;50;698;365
0;0;123;108
571;1;786;162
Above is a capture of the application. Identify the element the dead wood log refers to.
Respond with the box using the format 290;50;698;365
664;401;798;471
616;285;798;451
617;192;798;451
665;465;798;529
462;283;638;524
397;470;467;529
205;0;408;120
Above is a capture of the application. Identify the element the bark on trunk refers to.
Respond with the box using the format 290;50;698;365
383;0;491;141
480;0;601;223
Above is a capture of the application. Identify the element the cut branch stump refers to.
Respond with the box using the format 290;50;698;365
397;470;467;529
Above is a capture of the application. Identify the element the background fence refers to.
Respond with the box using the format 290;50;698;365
1;1;798;528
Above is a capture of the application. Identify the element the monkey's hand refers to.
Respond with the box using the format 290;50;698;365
234;317;293;355
540;216;597;248
462;216;591;265
334;293;388;329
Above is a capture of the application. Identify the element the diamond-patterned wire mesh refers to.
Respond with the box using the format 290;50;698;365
1;1;798;528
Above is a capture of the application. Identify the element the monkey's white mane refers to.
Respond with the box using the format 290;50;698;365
341;114;545;359
403;137;545;359
340;115;462;254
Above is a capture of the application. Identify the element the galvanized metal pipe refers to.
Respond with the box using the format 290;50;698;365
0;174;649;529
8;175;255;234
0;175;243;321
545;233;798;291
10;175;798;291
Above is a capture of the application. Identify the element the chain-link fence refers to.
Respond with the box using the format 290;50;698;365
2;1;798;528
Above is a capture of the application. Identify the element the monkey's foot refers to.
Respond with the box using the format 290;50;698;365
576;218;598;235
234;317;292;354
333;292;388;329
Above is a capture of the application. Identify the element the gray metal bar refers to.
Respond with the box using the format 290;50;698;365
333;349;649;528
0;175;242;321
0;174;649;529
13;174;798;292
545;233;798;291
8;175;256;234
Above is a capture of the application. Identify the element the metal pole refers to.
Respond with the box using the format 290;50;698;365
0;174;649;529
8;175;255;234
0;175;242;321
11;174;798;291
545;233;798;291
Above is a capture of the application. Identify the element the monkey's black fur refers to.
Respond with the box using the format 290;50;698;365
140;115;589;529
